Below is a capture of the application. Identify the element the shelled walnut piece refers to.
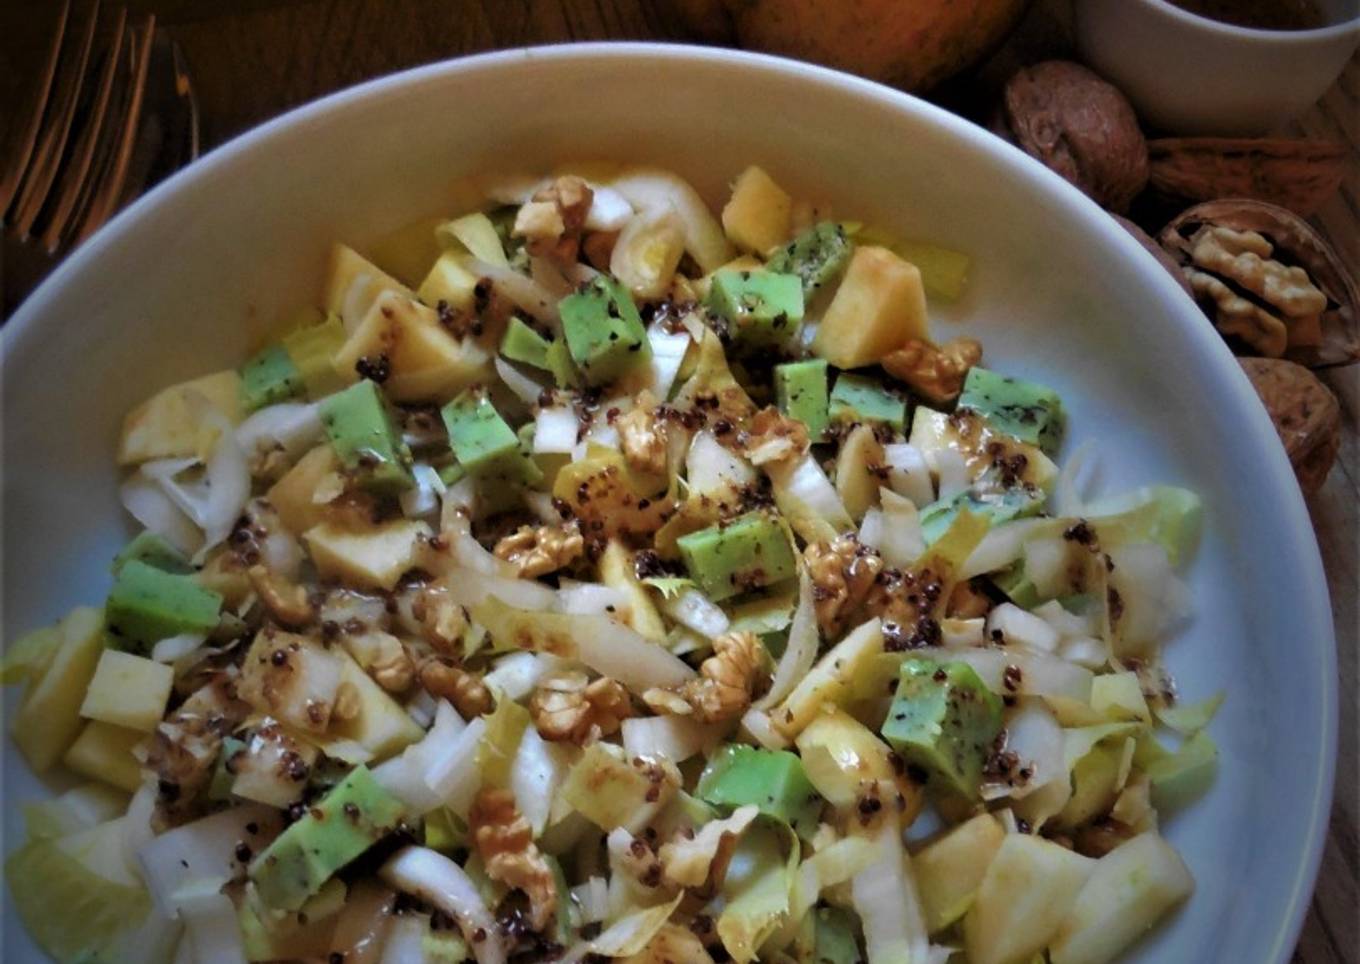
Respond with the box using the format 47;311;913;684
882;337;982;405
1239;358;1340;495
805;535;883;636
1183;225;1326;357
513;175;594;265
617;395;669;476
644;630;768;723
739;406;810;467
530;672;632;743
493;520;584;578
469;788;557;930
1160;200;1358;368
418;657;493;718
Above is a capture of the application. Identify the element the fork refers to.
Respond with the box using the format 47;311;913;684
1;0;198;316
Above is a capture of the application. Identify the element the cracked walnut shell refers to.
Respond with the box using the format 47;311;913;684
1160;200;1358;368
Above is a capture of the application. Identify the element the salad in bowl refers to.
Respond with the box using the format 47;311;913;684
3;161;1219;964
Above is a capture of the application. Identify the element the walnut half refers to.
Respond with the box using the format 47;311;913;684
493;521;584;578
418;657;493;719
529;672;632;743
644;630;768;724
1183;225;1326;357
513;175;594;265
469;788;557;930
617;394;669;476
804;536;883;636
882;337;982;405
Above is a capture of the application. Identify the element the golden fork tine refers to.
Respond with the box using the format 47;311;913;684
40;6;127;252
73;13;153;246
0;0;69;216
11;0;101;239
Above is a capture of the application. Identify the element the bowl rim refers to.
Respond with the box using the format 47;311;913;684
1139;0;1360;41
1;42;1338;964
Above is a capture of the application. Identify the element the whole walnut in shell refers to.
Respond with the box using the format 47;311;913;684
999;61;1148;213
1160;200;1359;368
1239;358;1340;495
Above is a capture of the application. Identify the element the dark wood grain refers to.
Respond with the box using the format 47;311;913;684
0;0;1355;958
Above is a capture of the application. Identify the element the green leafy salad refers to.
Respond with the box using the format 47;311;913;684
3;163;1222;964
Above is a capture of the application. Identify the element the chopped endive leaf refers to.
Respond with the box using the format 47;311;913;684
582;892;684;958
725;580;799;635
6;836;153;963
1141;730;1218;811
717;819;797;963
1;623;61;685
641;575;696;599
476;696;529;792
1155;691;1225;736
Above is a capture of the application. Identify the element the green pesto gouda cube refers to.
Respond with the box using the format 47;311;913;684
560;275;651;386
958;367;1065;457
319;379;413;494
774;358;829;441
500;317;553;371
676;511;797;602
882;658;1003;800
112;531;191;576
766;222;854;299
705;269;805;351
105;560;223;653
439;389;520;474
249;765;404;911
240;344;305;414
696;743;821;829
829;373;907;431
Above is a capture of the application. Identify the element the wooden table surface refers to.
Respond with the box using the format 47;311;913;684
1;0;1355;960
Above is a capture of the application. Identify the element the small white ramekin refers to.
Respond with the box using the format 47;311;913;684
1076;0;1360;134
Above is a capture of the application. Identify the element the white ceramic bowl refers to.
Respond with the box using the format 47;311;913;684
1;45;1336;962
1077;0;1360;135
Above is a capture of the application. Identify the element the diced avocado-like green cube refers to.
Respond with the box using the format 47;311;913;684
706;269;805;351
440;389;520;474
560;275;651;386
676;511;797;602
105;560;223;654
240;344;305;413
500;316;553;372
919;488;1045;547
774;358;829;441
881;658;1003;800
766;221;854;299
829;373;907;431
249;765;404;911
283;313;347;398
813;906;863;964
958;367;1065;456
111;531;191;576
319;379;413;494
697;744;821;829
